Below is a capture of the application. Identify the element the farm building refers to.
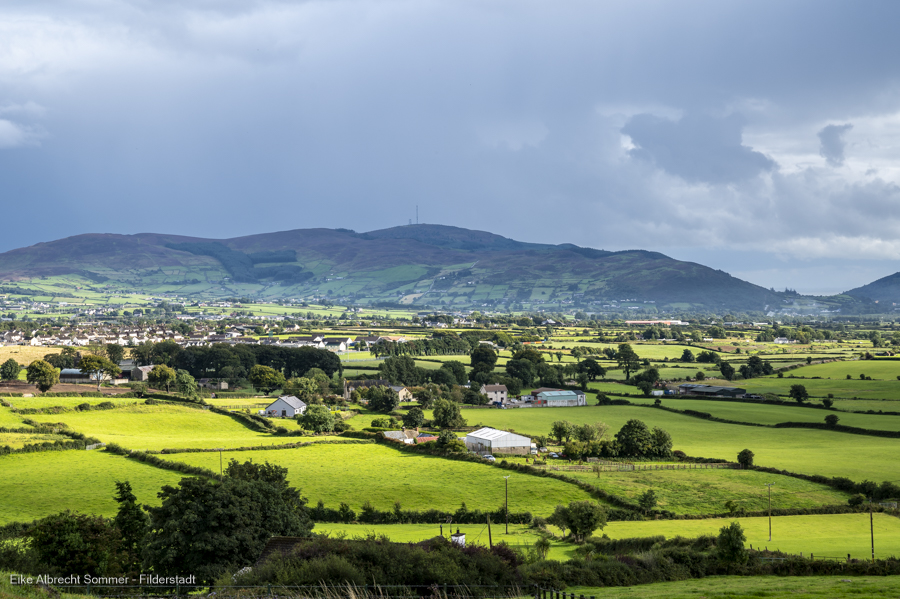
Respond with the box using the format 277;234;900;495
480;384;508;403
465;427;532;455
131;365;154;382
198;378;228;390
263;396;307;418
677;384;746;398
532;389;587;407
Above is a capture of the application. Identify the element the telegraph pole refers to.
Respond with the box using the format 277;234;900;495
503;475;510;533
765;483;774;541
870;498;875;562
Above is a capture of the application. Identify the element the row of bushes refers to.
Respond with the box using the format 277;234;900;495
748;464;900;501
774;420;900;438
669;393;900;417
153;439;374;455
309;500;533;525
11;401;123;415
104;443;222;479
0;439;94;455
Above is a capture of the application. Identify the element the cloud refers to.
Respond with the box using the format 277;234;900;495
818;123;853;167
621;113;776;184
0;119;41;148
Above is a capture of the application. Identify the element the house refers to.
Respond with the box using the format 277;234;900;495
390;385;413;401
343;379;391;400
263;396;307;418
198;378;228;391
533;390;586;407
480;384;508;403
382;429;419;444
131;366;154;382
465;427;531;455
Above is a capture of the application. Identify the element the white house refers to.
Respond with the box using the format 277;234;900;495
465;427;531;455
480;384;508;403
263;395;307;418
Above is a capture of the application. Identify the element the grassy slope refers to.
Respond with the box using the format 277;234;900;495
602;513;900;559
0;407;26;428
566;575;900;599
0;431;69;449
442;405;900;481
3;397;141;410
166;444;595;516
0;450;185;525
25;404;277;451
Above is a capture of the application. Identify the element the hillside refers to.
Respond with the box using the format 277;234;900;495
845;271;900;304
0;225;784;311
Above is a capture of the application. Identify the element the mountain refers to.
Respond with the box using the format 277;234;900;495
845;272;900;304
0;225;785;311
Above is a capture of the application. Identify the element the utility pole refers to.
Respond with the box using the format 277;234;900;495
870;498;875;562
504;475;510;534
765;483;774;541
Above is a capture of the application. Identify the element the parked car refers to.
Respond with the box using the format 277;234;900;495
539;447;549;453
482;454;496;462
549;452;559;458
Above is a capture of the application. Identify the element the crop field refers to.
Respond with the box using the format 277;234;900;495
557;468;848;515
166;443;597;515
25;403;278;450
437;405;900;481
0;450;185;525
315;523;577;560
627;397;900;430
567;575;900;599
601;513;900;559
0;346;61;365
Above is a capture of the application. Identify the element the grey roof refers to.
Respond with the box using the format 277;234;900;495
481;384;508;392
467;427;515;441
274;395;307;409
536;390;578;398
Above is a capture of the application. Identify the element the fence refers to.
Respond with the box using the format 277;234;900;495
85;442;106;451
532;462;736;473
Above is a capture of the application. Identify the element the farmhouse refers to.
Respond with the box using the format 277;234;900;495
678;384;747;398
465;427;532;455
263;395;307;418
480;384;508;403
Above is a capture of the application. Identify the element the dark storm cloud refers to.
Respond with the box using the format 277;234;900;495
818;123;854;167
0;0;900;292
622;114;776;184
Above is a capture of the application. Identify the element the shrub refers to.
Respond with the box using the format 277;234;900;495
737;449;754;468
825;414;839;427
717;521;748;564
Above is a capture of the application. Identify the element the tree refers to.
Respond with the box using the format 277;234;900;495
506;359;537;386
440;361;468;385
614;419;654;457
79;354;122;392
719;362;735;381
681;349;695;363
463;388;489;405
432;398;466;428
717;521;748;564
147;364;176;393
638;490;658;512
283;377;319;401
248;364;285;395
26;359;59;393
636;381;653;396
737;449;754;468
368;386;400;413
823;398;834;408
30;511;125;577
616;344;640;379
298;405;335;433
789;384;808;403
825;414;840;427
565;501;607;542
105;343;125;364
651;427;673;457
550;420;574;444
175;369;199;400
143;460;313;585
402;407;425;429
0;358;19;381
470;346;498;374
695;370;706;381
113;481;148;573
574;422;609;443
577;357;606;381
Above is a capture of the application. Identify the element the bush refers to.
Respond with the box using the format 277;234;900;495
717;521;748;564
737;449;754;468
825;414;839;427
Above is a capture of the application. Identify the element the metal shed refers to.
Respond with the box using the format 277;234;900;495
465;427;532;455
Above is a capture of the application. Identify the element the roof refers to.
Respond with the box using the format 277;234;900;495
530;387;563;394
270;395;307;409
467;427;519;441
536;390;578;398
481;384;508;392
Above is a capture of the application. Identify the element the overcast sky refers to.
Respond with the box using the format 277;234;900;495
1;1;899;295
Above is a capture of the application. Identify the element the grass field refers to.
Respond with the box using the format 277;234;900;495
166;443;596;516
25;403;278;450
602;513;900;559
566;575;900;599
558;468;848;515
315;523;577;560
3;396;141;410
628;397;900;430
0;407;26;427
0;450;185;525
437;405;900;482
786;359;900;380
718;375;900;400
0;431;70;449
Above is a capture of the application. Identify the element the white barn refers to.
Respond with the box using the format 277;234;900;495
263;396;307;418
465;427;532;455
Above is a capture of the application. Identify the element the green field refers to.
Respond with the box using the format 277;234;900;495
727;375;900;400
558;468;848;515
0;407;26;427
566;575;900;599
3;397;141;410
787;359;900;380
0;430;69;449
315;522;577;560
629;396;900;430
0;450;185;525
438;405;900;482
166;443;596;516
25;404;278;450
602;513;900;559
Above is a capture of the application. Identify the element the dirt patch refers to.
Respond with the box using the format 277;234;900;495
0;381;131;396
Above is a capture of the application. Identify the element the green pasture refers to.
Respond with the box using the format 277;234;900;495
603;513;900;559
0;407;26;428
559;468;848;515
713;375;900;400
0;450;185;525
437;405;900;482
315;523;576;560
166;443;596;516
0;431;69;449
787;359;900;380
566;575;900;599
3;396;140;410
628;397;900;430
25;403;278;451
831;398;900;412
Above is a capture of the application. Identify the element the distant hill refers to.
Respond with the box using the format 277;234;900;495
845;271;900;304
0;225;785;311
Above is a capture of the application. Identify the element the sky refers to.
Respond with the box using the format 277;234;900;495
1;1;900;295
